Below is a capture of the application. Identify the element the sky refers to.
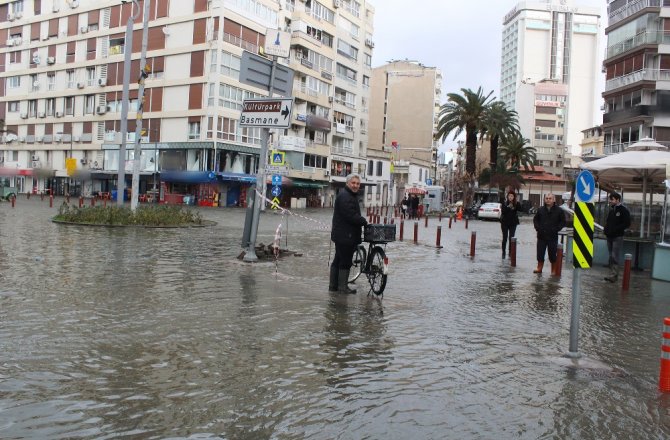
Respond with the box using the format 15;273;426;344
370;0;607;151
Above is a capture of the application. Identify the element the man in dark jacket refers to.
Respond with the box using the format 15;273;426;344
532;193;566;275
603;192;631;282
329;173;368;294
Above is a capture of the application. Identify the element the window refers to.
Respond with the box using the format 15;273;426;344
217;117;237;140
86;67;96;86
364;53;372;68
240;126;261;145
304;154;327;169
109;37;125;55
9;51;21;64
220;84;244;110
8;101;19;112
65;96;75;115
7;76;20;88
210;50;218;73
310;1;335;23
337;39;358;60
362;76;370;88
10;0;24;14
367;159;373;175
46;98;55;116
376;161;382;176
28;100;37;117
336;63;357;83
84;95;95;114
220;51;241;79
47;73;55;91
66;70;75;88
188;122;200;140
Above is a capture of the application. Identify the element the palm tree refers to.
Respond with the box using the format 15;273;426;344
499;133;536;172
435;87;494;205
480;101;520;172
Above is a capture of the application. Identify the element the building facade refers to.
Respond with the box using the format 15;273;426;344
368;60;441;205
500;0;600;177
0;0;375;207
602;0;670;154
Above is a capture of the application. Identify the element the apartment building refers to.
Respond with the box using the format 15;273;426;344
602;0;670;154
368;60;441;205
500;0;600;177
0;0;375;207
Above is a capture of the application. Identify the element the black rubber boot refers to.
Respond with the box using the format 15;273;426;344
338;269;357;294
328;265;338;292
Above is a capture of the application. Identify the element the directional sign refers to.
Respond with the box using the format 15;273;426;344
575;170;596;203
270;150;285;166
271;186;282;197
240;51;294;97
573;202;595;269
240;98;294;128
272;174;282;186
271;197;281;210
264;29;290;58
265;165;289;175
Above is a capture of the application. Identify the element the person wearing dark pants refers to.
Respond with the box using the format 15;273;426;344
603;192;631;283
500;191;521;259
532;193;566;275
329;173;367;294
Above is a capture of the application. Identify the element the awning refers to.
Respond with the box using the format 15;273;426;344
161;171;216;183
406;187;427;195
291;178;327;188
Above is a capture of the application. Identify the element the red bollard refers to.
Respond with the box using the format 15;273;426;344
376;215;380;224
470;231;476;258
510;237;517;267
436;226;442;248
448;216;453;229
413;221;419;244
104;199;107;208
659;317;670;392
383;217;387;225
399;220;404;241
11;196;16;208
390;217;394;225
622;253;632;291
79;196;83;208
555;243;563;277
49;195;53;208
465;217;469;229
424;216;428;228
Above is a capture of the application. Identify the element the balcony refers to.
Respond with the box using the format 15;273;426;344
603;105;653;123
606;30;670;59
605;69;670;91
608;0;662;28
223;32;257;53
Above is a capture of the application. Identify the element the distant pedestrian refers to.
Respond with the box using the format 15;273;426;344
401;195;408;219
532;193;566;275
500;191;521;259
329;173;368;294
603;192;631;283
410;194;419;219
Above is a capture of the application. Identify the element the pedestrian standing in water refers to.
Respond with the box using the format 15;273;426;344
500;190;521;259
401;194;409;219
329;173;368;294
603;192;631;283
532;193;566;275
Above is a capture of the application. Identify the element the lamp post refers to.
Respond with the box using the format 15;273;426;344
117;0;140;206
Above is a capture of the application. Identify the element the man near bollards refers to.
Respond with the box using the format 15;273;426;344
604;192;631;283
533;193;566;275
329;173;368;294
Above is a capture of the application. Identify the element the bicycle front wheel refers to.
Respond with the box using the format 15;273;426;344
349;245;366;283
367;246;387;296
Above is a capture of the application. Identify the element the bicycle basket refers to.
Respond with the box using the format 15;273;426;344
364;224;396;243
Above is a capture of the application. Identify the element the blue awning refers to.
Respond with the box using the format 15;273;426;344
161;171;216;183
219;172;256;183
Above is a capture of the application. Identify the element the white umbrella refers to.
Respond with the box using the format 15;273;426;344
581;148;670;238
625;137;668;151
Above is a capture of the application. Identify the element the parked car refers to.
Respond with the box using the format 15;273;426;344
477;202;502;220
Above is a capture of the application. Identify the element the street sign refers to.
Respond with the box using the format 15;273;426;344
264;29;290;58
575;170;596;203
271;197;281;210
240;98;294;128
239;51;294;97
65;158;77;177
270;150;285;166
265;165;289;175
271;186;282;197
272;174;282;186
573;202;595;269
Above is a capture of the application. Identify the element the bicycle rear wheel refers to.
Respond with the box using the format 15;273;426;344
367;246;387;295
349;245;366;283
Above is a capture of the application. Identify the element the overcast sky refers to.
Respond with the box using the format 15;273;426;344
370;0;607;148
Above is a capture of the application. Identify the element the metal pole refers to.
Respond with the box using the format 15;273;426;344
153;139;158;203
244;56;277;262
130;0;151;211
117;0;140;207
568;268;582;357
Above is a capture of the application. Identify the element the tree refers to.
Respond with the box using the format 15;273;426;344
480;101;520;172
435;87;494;205
499;133;537;172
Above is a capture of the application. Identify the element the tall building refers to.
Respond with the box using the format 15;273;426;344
368;60;441;204
0;0;375;208
602;0;670;153
500;0;600;176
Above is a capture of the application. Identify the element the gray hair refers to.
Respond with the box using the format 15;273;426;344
346;173;361;183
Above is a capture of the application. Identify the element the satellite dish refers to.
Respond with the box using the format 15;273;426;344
162;26;170;36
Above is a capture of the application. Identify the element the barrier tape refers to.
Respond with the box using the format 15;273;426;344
254;188;331;231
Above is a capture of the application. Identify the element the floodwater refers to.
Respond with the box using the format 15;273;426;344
1;197;670;439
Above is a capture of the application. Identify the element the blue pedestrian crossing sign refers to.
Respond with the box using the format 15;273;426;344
272;174;282;186
575;170;596;203
271;186;282;197
270;150;285;166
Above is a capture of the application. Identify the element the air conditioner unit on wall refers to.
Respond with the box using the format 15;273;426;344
97;77;106;86
15;11;22;19
77;82;85;89
31;154;39;161
20;112;28;119
328;96;334;103
80;25;88;34
333;0;340;7
47;56;55;64
53;4;60;12
38;111;45;118
96;106;107;115
55;111;63;118
6;39;15;46
535;126;541;131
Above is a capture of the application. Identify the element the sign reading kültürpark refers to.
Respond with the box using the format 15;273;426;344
240;98;293;129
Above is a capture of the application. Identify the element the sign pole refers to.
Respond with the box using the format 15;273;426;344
568;267;582;357
243;56;277;262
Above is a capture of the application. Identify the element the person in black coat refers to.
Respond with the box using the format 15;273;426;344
603;192;631;282
532;193;566;275
329;173;368;294
500;191;521;259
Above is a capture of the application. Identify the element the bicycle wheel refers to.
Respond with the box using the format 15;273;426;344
349;245;366;283
367;246;387;296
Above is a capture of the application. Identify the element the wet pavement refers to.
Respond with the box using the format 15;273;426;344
1;197;670;439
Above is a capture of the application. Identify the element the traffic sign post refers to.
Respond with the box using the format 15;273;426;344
567;169;596;357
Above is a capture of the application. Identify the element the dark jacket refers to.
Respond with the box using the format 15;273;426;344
533;204;566;241
331;186;367;245
500;201;521;227
604;204;631;238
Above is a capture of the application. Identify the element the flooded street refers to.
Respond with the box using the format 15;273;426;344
2;198;670;439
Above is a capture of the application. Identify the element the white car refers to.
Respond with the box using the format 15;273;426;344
477;202;502;220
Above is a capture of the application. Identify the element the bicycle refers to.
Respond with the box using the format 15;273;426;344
348;224;395;297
